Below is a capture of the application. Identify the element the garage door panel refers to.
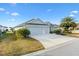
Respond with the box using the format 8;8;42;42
29;28;42;35
27;27;49;35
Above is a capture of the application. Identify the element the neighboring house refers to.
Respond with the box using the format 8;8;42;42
14;18;59;35
45;21;59;31
50;24;59;31
0;25;8;32
76;24;79;30
72;24;79;33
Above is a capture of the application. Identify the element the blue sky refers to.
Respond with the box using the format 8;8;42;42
0;3;79;27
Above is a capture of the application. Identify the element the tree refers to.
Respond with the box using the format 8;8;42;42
60;17;77;33
70;22;77;30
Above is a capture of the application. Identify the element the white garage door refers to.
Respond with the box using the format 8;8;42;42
28;27;49;35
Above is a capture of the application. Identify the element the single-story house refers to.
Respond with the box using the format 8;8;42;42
0;25;8;32
14;18;59;35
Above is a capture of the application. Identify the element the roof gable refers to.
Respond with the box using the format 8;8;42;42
26;18;45;24
14;18;48;28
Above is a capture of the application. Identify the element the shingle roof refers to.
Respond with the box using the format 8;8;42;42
15;18;48;28
14;18;59;28
26;18;46;24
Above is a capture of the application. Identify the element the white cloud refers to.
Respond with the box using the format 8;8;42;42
11;19;16;21
47;9;52;12
69;14;75;17
0;8;5;12
71;10;79;14
8;19;16;22
11;12;19;16
69;10;79;17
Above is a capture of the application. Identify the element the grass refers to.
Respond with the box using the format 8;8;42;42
66;33;79;38
0;32;17;42
0;32;44;56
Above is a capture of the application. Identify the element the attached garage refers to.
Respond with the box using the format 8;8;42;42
14;18;50;35
26;24;49;35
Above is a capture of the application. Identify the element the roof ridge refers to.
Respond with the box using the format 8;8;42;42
26;18;44;23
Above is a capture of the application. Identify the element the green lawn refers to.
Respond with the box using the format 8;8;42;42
0;33;44;56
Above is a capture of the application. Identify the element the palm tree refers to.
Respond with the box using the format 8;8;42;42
70;22;77;30
60;17;77;33
61;17;74;22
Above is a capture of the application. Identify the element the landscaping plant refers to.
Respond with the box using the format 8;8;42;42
16;28;30;39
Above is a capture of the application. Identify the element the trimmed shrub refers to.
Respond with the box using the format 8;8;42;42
16;28;30;39
50;31;53;34
52;29;62;34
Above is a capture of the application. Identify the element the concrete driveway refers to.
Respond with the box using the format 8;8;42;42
31;34;76;48
32;39;79;56
24;34;79;56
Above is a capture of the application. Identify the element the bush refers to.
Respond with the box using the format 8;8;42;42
16;28;30;38
0;30;7;41
52;29;62;34
2;31;6;34
50;31;53;34
0;30;2;36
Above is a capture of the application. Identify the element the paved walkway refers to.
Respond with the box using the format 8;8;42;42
31;34;76;48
